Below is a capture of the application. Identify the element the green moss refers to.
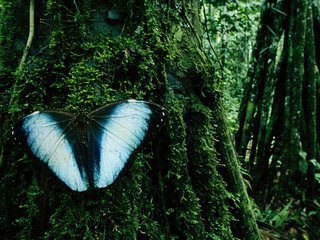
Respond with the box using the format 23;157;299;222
186;97;233;239
1;0;237;239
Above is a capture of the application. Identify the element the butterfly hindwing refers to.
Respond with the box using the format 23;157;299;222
17;111;89;191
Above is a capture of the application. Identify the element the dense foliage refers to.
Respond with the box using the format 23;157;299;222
205;0;320;238
234;0;320;239
204;0;262;130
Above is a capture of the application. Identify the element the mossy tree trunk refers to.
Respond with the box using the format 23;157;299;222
236;0;320;208
1;0;259;239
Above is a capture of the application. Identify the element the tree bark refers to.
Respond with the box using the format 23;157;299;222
214;102;260;240
0;0;259;239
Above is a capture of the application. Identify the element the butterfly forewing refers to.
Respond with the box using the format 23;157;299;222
17;111;89;191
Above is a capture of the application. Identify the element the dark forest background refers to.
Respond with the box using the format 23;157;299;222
0;0;319;239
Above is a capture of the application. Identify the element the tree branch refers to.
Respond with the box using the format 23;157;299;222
0;0;35;167
18;0;35;72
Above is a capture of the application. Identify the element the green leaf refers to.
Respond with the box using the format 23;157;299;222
310;159;320;170
299;150;307;160
314;173;320;184
271;201;292;228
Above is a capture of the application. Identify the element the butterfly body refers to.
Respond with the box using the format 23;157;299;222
16;100;166;192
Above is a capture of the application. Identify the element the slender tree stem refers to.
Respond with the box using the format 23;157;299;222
0;0;35;167
18;0;35;72
9;0;35;109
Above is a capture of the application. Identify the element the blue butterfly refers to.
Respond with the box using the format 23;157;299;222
15;99;166;192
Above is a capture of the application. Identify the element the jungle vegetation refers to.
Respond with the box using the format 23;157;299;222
0;0;319;239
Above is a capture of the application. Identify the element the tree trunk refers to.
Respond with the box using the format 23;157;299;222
0;0;259;239
236;0;320;230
